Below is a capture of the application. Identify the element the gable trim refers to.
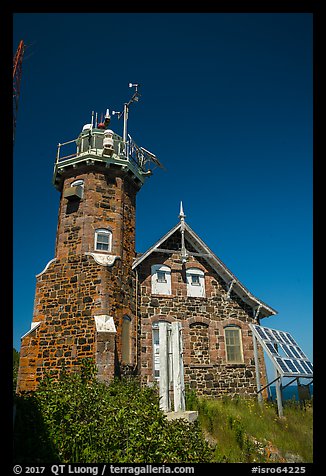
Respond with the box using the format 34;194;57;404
133;221;277;318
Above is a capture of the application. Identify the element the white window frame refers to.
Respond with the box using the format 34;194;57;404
94;228;112;252
157;270;167;283
224;325;244;363
151;264;172;295
190;274;200;285
186;267;205;297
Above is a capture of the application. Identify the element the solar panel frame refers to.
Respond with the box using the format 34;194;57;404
265;342;278;354
279;344;297;359
255;326;269;340
289;346;302;359
296;347;308;359
305;361;313;372
284;359;299;373
285;333;298;346
298;360;311;374
250;324;313;378
292;360;307;375
271;329;280;341
275;357;291;374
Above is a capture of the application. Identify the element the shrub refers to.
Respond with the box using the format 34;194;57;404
14;360;213;464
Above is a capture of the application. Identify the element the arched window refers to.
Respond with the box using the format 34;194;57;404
94;228;112;252
151;264;172;295
71;179;84;188
64;179;84;201
121;315;132;364
186;268;205;297
224;325;244;363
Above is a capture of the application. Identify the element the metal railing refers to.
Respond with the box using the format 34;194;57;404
54;129;161;175
55;132;127;164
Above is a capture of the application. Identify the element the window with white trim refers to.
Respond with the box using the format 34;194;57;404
94;228;112;252
151;264;172;295
71;179;84;188
224;325;244;363
186;268;205;297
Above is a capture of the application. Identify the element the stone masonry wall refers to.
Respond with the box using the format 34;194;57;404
17;167;138;393
55;166;136;265
137;233;268;398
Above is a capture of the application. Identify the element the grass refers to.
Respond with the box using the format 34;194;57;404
186;390;313;463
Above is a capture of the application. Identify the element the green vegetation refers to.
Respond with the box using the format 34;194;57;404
185;388;313;463
13;357;312;464
13;359;213;464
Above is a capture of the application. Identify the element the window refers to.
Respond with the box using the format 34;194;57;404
95;228;112;252
191;274;200;285
151;264;171;295
121;316;131;363
186;268;205;297
64;179;84;200
71;179;84;188
157;270;167;283
224;326;244;363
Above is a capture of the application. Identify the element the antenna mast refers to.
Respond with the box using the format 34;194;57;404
13;40;25;143
123;83;141;143
112;83;164;172
113;83;141;155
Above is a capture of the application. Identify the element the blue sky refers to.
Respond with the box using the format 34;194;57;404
13;13;313;383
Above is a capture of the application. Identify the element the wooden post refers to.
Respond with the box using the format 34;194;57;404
171;322;185;412
159;322;170;411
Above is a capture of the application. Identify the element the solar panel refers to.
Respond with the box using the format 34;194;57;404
284;359;298;373
274;331;285;344
280;344;297;359
275;357;291;374
299;361;311;374
305;361;313;373
271;329;282;342
250;324;313;378
265;342;278;354
255;326;268;340
296;347;308;359
285;333;298;346
289;346;301;359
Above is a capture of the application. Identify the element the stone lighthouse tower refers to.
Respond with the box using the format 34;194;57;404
17;85;161;392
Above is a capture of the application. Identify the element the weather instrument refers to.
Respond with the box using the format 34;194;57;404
112;83;164;172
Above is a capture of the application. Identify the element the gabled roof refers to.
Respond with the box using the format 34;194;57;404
132;218;277;319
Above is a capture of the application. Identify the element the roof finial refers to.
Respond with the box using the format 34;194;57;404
179;201;187;263
179;201;186;222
